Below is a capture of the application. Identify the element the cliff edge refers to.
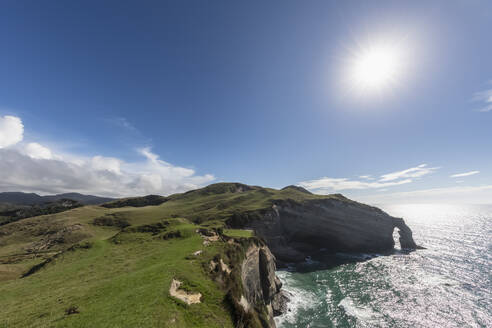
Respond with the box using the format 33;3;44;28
224;187;420;265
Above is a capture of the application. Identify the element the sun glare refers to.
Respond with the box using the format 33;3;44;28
349;42;403;93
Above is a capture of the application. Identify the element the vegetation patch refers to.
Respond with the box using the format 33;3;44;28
126;220;170;234
161;230;182;240
92;213;130;229
64;305;79;315
223;229;254;238
102;195;167;208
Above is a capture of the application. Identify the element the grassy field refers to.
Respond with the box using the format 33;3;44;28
223;229;254;238
0;218;235;327
0;183;345;327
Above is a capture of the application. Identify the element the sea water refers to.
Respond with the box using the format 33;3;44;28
275;204;492;328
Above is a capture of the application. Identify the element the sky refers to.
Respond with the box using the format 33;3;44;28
0;1;491;204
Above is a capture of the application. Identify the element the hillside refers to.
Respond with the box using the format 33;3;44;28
0;192;114;205
0;198;82;226
0;183;419;328
0;192;115;227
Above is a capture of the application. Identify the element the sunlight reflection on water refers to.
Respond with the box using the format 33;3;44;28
275;204;492;328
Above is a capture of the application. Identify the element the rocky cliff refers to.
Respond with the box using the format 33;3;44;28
240;244;287;327
228;196;420;265
210;237;286;328
223;195;421;326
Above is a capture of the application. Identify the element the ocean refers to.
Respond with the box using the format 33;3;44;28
274;204;492;328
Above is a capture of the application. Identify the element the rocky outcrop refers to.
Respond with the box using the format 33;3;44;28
230;197;420;264
207;236;286;328
169;279;202;304
393;217;419;249
240;244;286;327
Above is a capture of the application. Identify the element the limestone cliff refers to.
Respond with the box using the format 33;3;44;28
210;237;285;328
240;244;286;327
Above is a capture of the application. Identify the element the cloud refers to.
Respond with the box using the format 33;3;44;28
450;171;479;178
299;177;412;193
300;164;439;194
472;88;492;112
0;147;215;197
0;115;24;148
379;164;438;182
25;142;53;160
91;156;122;175
0;116;215;197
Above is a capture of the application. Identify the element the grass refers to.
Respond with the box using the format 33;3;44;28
0;218;234;328
0;182;351;327
223;229;254;238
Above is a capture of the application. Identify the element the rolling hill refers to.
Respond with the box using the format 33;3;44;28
0;192;114;206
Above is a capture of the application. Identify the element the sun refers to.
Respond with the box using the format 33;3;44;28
349;42;403;93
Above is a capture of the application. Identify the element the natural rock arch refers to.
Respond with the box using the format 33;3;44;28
393;218;418;250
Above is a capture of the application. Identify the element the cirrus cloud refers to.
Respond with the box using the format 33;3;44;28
299;177;413;192
299;164;439;194
379;164;439;182
472;87;492;112
450;171;479;178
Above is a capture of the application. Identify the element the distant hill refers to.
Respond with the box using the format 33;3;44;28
0;192;114;206
0;198;83;226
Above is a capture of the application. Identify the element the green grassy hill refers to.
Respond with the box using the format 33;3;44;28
0;183;341;328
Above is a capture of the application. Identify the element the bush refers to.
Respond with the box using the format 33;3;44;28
65;305;79;315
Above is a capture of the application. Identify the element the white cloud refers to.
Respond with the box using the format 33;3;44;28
91;156;122;175
0;147;215;197
139;147;160;163
356;185;492;204
472;88;492;112
0;116;215;197
299;177;412;193
0;115;24;148
379;164;438;182
300;164;439;194
450;170;479;178
25;142;53;160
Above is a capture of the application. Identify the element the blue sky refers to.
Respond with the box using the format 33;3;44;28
0;1;491;203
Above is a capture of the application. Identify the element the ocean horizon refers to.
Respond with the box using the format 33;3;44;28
275;203;492;328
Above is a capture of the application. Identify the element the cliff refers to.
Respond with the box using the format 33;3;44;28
209;237;286;328
227;195;420;265
240;244;286;327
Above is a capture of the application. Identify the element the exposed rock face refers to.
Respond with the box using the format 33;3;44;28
241;244;286;327
169;279;202;304
393;217;419;249
235;198;419;264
